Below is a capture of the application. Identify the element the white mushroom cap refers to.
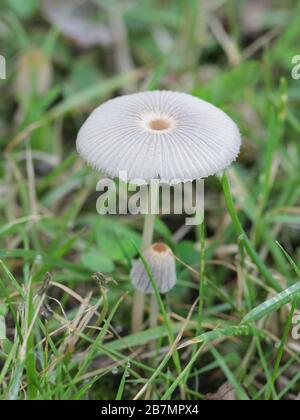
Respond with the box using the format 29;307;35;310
131;243;177;294
76;90;241;184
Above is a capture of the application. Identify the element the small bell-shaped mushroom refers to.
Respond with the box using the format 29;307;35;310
130;243;177;294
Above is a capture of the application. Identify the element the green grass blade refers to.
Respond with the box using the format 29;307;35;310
242;282;300;323
265;299;298;400
222;172;283;292
116;362;130;400
210;347;249;401
276;242;300;276
178;325;266;349
7;361;25;400
160;345;205;400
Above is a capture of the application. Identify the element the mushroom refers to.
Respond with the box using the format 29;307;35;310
131;243;176;295
77;91;241;185
131;242;177;333
76;90;242;332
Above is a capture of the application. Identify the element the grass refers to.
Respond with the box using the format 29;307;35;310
0;0;300;400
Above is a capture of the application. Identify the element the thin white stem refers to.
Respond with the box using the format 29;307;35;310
142;212;156;251
131;184;159;333
149;294;159;332
149;293;159;354
131;290;146;334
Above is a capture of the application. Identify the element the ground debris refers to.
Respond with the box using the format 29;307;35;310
204;383;237;401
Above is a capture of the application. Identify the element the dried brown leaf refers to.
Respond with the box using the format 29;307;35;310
204;383;237;401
